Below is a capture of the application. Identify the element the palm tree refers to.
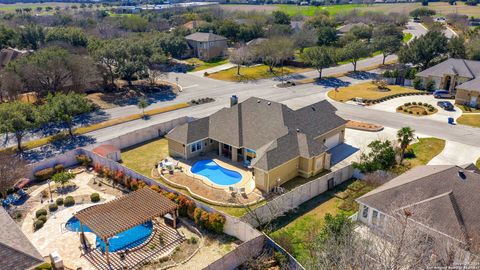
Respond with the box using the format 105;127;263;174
397;127;415;164
137;98;149;119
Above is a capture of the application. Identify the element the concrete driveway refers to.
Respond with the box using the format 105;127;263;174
428;141;480;166
368;95;462;123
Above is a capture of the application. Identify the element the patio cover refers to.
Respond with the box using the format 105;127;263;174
75;188;178;240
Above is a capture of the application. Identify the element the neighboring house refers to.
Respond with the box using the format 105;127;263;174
356;164;480;258
92;144;121;162
185;31;228;61
416;58;480;108
337;22;369;34
114;6;141;14
166;97;347;192
0;208;44;270
0;48;30;70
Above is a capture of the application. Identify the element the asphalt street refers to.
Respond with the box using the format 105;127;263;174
6;22;476;158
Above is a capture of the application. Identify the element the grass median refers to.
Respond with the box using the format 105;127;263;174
207;65;311;82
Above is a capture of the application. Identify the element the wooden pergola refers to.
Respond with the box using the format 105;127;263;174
75;188;178;267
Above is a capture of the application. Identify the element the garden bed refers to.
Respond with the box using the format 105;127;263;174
346;120;384;132
396;102;437;116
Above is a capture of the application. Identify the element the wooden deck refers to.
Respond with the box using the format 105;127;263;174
83;222;185;270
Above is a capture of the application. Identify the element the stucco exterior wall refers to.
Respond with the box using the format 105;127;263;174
185;138;217;159
187;39;227;60
255;157;299;192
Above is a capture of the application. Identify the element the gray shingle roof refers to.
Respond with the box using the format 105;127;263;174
0;48;29;69
0;208;44;270
166;97;346;171
185;32;228;42
416;58;480;92
356;165;480;251
337;22;368;33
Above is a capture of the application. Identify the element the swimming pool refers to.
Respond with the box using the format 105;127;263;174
191;159;242;186
65;216;153;252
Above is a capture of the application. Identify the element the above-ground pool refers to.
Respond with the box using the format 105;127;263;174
65;216;153;252
191;159;242;186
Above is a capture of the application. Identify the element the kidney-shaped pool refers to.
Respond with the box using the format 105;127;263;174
191;159;242;186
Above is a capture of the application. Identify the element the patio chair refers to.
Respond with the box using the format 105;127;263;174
240;187;247;198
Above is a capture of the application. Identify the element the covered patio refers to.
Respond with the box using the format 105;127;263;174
75;188;183;270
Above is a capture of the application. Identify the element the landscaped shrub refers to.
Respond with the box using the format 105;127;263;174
48;203;58;212
408;111;413;114
338;199;355;212
37;215;47;223
188;236;198;244
76;154;92;166
413;77;423;90
34;219;45;230
131;179;139;190
178;195;196;217
114;171;124;183
56;197;64;205
102;167;111;178
335;191;350;199
412;102;417;105
94;163;102;173
206;212;226;234
54;164;65;173
405;102;411;106
36;209;48;218
34;168;55;181
428;108;435;112
90;193;100;203
52;171;75;186
64;196;75;207
347;181;366;192
425;79;436;91
422;111;428;115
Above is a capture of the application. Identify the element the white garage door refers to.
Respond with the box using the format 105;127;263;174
324;133;341;150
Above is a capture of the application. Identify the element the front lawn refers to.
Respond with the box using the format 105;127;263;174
476;158;480;168
327;82;422;102
207;65;311;82
394;137;446;174
403;33;413;43
185;57;229;72
457;114;480;128
269;180;376;264
456;104;480;113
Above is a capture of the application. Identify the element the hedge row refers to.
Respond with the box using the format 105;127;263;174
93;163;226;234
361;91;431;105
33;163;65;181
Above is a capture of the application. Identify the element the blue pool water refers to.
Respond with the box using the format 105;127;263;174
191;159;242;186
65;216;153;252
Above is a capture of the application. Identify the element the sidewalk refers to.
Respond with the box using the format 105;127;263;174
189;63;236;77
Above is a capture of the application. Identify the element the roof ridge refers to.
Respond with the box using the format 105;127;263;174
396;190;453;210
359;165;456;200
462;59;475;79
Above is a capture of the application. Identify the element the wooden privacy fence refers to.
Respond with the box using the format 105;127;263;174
242;165;354;227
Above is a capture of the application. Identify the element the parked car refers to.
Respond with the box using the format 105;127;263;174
433;90;455;99
437;101;454;111
434;17;446;23
413;17;421;23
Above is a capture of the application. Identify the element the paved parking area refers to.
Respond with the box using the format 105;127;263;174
368;95;462;123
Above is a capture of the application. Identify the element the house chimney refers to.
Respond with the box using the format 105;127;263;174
230;95;238;107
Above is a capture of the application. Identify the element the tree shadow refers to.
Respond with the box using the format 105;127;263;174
346;71;379;80
100;85;177;107
314;77;351;88
22;135;97;162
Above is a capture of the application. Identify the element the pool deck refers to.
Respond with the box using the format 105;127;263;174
158;154;265;207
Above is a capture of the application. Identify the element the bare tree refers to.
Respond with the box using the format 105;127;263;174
0;71;23;102
229;45;253;76
148;69;167;86
0;152;27;198
254;37;294;74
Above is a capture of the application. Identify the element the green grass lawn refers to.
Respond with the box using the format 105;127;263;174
185;58;229;72
208;64;311;82
393;137;446;174
476;158;480;168
403;33;413;43
327;82;422;102
277;4;367;16
456;104;480;113
268;180;376;264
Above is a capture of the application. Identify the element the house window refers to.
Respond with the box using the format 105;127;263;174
210;42;214;46
362;206;369;218
190;141;202;153
372;210;378;225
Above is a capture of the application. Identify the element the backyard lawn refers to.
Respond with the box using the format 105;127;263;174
457;114;480;128
269;180;376;264
185;58;229;72
403;33;413;43
208;65;311;82
327;82;422;102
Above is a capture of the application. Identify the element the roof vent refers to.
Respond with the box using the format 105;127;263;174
458;170;466;180
257;100;261;103
296;128;300;132
267;102;271;105
311;107;316;111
